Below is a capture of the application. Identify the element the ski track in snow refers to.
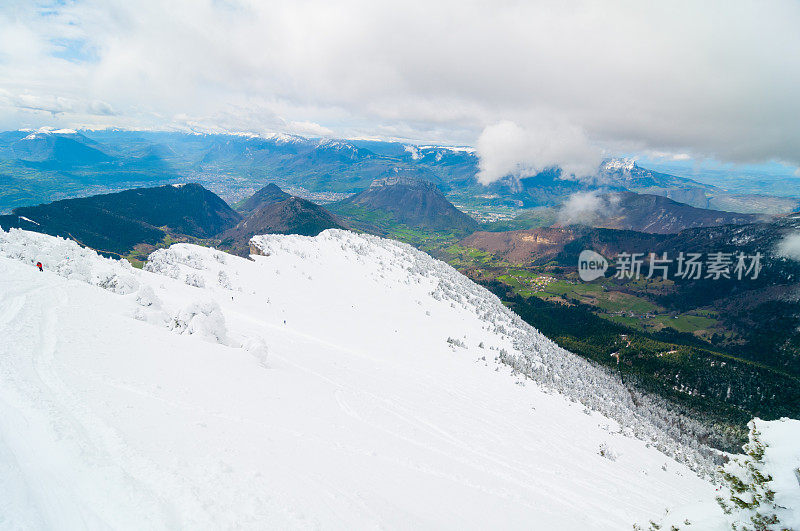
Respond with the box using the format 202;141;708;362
0;227;734;529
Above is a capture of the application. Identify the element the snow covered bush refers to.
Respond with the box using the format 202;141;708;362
716;421;788;531
135;285;161;308
217;270;232;289
144;259;181;279
0;228;138;294
184;272;205;288
241;336;269;364
647;418;800;531
447;336;467;348
145;245;208;278
598;442;618;461
169;301;229;345
96;269;139;294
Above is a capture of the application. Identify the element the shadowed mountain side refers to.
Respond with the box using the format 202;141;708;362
12;131;114;167
332;175;478;234
237;183;291;215
0;183;241;256
218;196;345;256
560;191;764;234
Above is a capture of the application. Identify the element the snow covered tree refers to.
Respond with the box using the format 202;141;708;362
716;421;783;531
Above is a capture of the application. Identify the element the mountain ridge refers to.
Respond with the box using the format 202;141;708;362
559;191;764;234
0;226;727;529
0;183;241;256
220;189;345;255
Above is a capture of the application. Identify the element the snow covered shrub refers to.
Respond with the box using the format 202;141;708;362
135;285;161;308
217;270;232;290
241;337;269;364
0;228;138;294
598;442;618;461
716;421;783;531
170;301;229;344
447;336;466;348
144;259;181;279
184;272;205;288
96;271;139;294
145;245;208;278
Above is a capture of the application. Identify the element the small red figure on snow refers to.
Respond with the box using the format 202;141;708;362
36;261;43;272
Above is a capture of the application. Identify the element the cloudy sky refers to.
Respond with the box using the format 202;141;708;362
1;0;798;181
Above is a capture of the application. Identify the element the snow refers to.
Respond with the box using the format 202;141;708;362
404;144;421;160
17;216;40;226
601;158;637;172
0;227;781;529
315;139;364;158
652;417;800;530
21;127;79;140
417;145;477;154
405;145;478;161
757;418;800;529
263;132;307;144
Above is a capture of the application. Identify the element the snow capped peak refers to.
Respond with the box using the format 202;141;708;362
403;144;421;160
262;131;307;144
403;144;477;161
601;157;637;172
220;130;261;139
315;138;358;151
204;130;311;144
418;144;476;154
20;127;79;140
46;127;78;135
313;138;368;160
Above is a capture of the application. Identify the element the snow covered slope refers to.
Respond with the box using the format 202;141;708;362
0;228;737;529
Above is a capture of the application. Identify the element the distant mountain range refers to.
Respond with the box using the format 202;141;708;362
597;159;798;214
0;171;783;266
10;130;114;167
1;129;797;217
468;159;798;215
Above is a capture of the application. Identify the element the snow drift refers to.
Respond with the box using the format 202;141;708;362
0;227;797;529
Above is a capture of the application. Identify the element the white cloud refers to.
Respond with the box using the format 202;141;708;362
558;191;620;226
645;151;692;162
0;0;799;173
287;120;334;138
776;233;800;261
476;120;603;184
